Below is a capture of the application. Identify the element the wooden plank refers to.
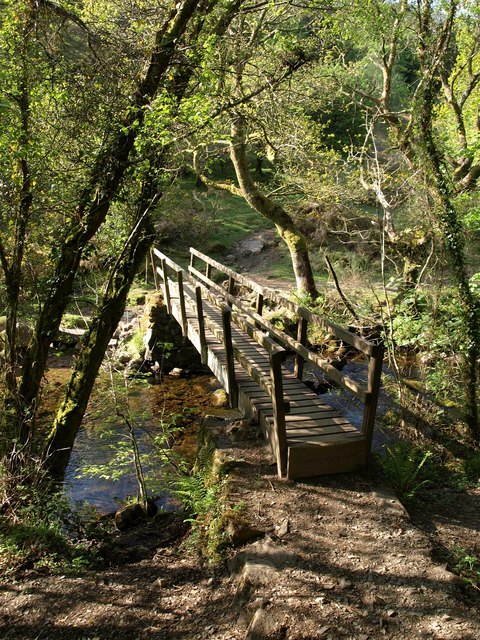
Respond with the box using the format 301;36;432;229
282;415;352;427
287;440;367;479
271;402;342;415
289;431;364;443
287;425;358;438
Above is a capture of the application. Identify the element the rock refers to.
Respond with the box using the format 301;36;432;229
245;608;282;640
224;515;264;547
276;518;290;537
169;367;184;377
226;419;253;438
211;388;228;407
240;239;264;255
115;503;146;531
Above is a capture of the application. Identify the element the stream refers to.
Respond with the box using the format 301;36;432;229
54;369;221;514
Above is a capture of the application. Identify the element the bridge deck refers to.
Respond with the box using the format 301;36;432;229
168;282;367;478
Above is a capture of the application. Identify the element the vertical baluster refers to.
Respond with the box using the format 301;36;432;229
196;286;207;364
361;344;384;450
227;276;235;306
150;249;159;290
255;293;264;329
221;306;238;408
294;316;308;380
161;258;171;314
270;349;287;477
177;270;187;337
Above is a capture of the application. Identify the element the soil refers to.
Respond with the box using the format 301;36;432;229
1;414;479;640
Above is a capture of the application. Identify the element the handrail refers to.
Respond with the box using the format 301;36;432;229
190;247;376;356
153;248;184;274
189;263;368;403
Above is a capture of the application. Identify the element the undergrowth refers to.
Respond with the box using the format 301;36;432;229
379;442;434;504
0;477;111;577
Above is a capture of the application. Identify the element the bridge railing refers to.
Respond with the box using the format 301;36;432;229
153;248;289;473
189;247;384;450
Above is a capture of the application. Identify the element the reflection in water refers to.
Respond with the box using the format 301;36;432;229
63;373;220;513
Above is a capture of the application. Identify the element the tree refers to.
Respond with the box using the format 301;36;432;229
332;0;480;437
189;2;324;297
0;0;250;479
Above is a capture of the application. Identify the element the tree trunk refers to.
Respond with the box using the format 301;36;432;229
44;212;155;479
229;115;318;298
416;66;480;440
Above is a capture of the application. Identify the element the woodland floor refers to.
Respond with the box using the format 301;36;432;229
0;415;479;640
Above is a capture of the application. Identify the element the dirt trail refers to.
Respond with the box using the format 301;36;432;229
1;415;478;640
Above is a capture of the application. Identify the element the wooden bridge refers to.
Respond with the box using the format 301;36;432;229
152;247;384;480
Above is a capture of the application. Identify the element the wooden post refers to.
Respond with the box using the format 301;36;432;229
177;270;188;337
205;262;212;280
255;293;264;329
161;258;171;314
270;350;287;477
151;249;160;290
256;293;264;316
221;306;238;408
294;317;308;380
227;276;235;306
361;344;384;452
195;286;207;364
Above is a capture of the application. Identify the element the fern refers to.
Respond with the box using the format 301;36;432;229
380;443;433;503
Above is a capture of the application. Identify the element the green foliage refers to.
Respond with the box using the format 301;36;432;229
449;547;480;590
390;289;468;406
171;467;227;563
464;452;480;485
391;290;463;352
61;313;87;330
158;176;272;260
127;329;145;357
0;480;109;575
379;443;433;504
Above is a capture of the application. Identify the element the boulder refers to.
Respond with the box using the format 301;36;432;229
115;503;146;531
211;388;228;407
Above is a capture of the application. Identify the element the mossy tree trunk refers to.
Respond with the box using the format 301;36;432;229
44;207;156;479
229;114;318;298
413;3;480;439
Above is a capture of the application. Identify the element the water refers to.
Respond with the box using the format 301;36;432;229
61;371;220;513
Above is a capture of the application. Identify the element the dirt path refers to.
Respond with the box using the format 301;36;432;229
1;416;478;640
